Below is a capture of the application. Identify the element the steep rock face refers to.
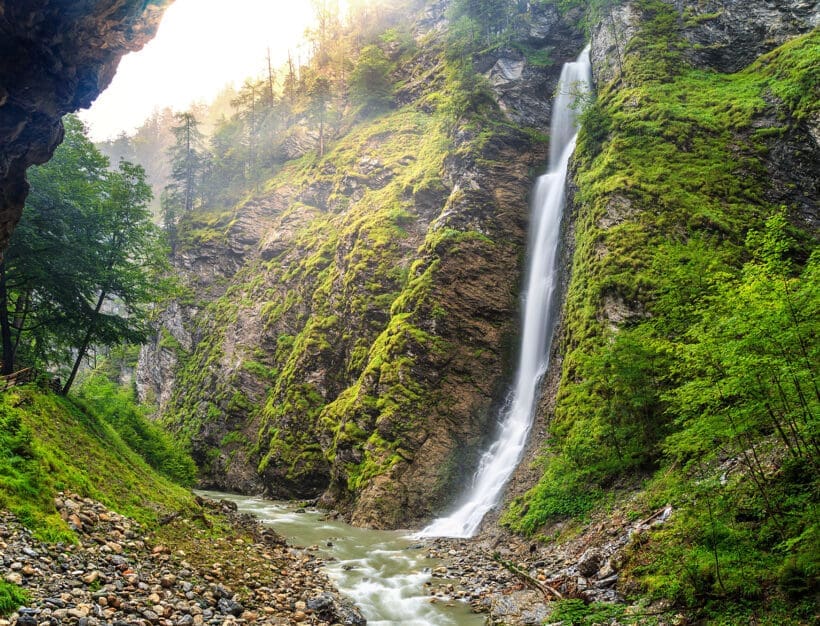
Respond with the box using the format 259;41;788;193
480;3;584;128
590;0;820;86
0;0;171;256
585;2;820;401
502;0;818;539
671;0;820;73
588;0;819;233
139;3;585;527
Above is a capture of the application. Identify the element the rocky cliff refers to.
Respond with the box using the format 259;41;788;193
494;0;817;620
501;0;820;524
139;0;817;552
138;2;585;528
0;0;170;256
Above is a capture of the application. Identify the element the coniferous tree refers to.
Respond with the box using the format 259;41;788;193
350;45;394;115
307;73;333;156
165;111;205;218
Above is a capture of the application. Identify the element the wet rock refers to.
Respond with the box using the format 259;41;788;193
217;598;243;616
578;550;602;578
306;592;334;613
671;0;820;73
590;0;819;87
14;613;37;626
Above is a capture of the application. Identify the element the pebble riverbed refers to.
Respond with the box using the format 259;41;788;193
2;491;683;626
1;494;364;626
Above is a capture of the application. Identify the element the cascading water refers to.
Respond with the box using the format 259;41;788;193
419;45;593;539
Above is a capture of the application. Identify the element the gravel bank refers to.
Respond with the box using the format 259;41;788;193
1;494;364;626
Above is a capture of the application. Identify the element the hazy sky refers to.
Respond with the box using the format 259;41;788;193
80;0;320;141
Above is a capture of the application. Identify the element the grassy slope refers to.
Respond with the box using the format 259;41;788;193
504;2;817;622
0;384;196;543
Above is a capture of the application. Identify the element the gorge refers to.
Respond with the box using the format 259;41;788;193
0;0;817;624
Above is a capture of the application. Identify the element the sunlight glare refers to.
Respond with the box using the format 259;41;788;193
80;0;324;141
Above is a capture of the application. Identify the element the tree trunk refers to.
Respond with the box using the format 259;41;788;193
0;261;15;375
266;48;276;106
62;289;106;395
11;290;28;362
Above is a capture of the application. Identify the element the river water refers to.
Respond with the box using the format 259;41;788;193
197;490;485;626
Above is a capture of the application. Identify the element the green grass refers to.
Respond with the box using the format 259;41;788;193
0;386;197;541
550;599;630;625
74;374;198;486
0;581;30;617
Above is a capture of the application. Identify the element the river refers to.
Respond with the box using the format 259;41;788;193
196;491;486;626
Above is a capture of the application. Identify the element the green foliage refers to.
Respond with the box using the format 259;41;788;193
241;359;279;383
3;115;170;393
74;373;198;486
624;223;819;616
664;214;818;471
625;455;818;623
507;17;818;623
0;387;195;541
441;59;498;119
752;30;820;121
2;116;105;374
503;456;603;534
350;45;395;114
550;599;628;625
576;94;611;156
163;111;206;249
0;394;66;542
0;581;30;617
511;42;553;68
448;0;513;51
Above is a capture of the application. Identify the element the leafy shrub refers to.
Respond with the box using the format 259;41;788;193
550;599;627;625
350;45;395;114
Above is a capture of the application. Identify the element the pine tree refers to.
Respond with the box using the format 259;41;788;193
165;111;205;219
307;73;333;156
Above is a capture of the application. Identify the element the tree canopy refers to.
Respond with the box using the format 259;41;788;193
0;115;168;393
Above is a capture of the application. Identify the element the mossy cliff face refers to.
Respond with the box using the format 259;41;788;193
505;0;820;533
0;0;170;256
138;4;584;527
487;5;818;622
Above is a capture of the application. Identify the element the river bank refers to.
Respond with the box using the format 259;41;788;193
1;493;363;626
1;490;686;626
200;491;681;626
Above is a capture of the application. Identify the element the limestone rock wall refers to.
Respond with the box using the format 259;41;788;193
590;0;820;87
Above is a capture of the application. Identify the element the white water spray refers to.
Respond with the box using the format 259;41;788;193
419;46;593;539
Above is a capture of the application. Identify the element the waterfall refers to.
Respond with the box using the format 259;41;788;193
419;45;593;539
